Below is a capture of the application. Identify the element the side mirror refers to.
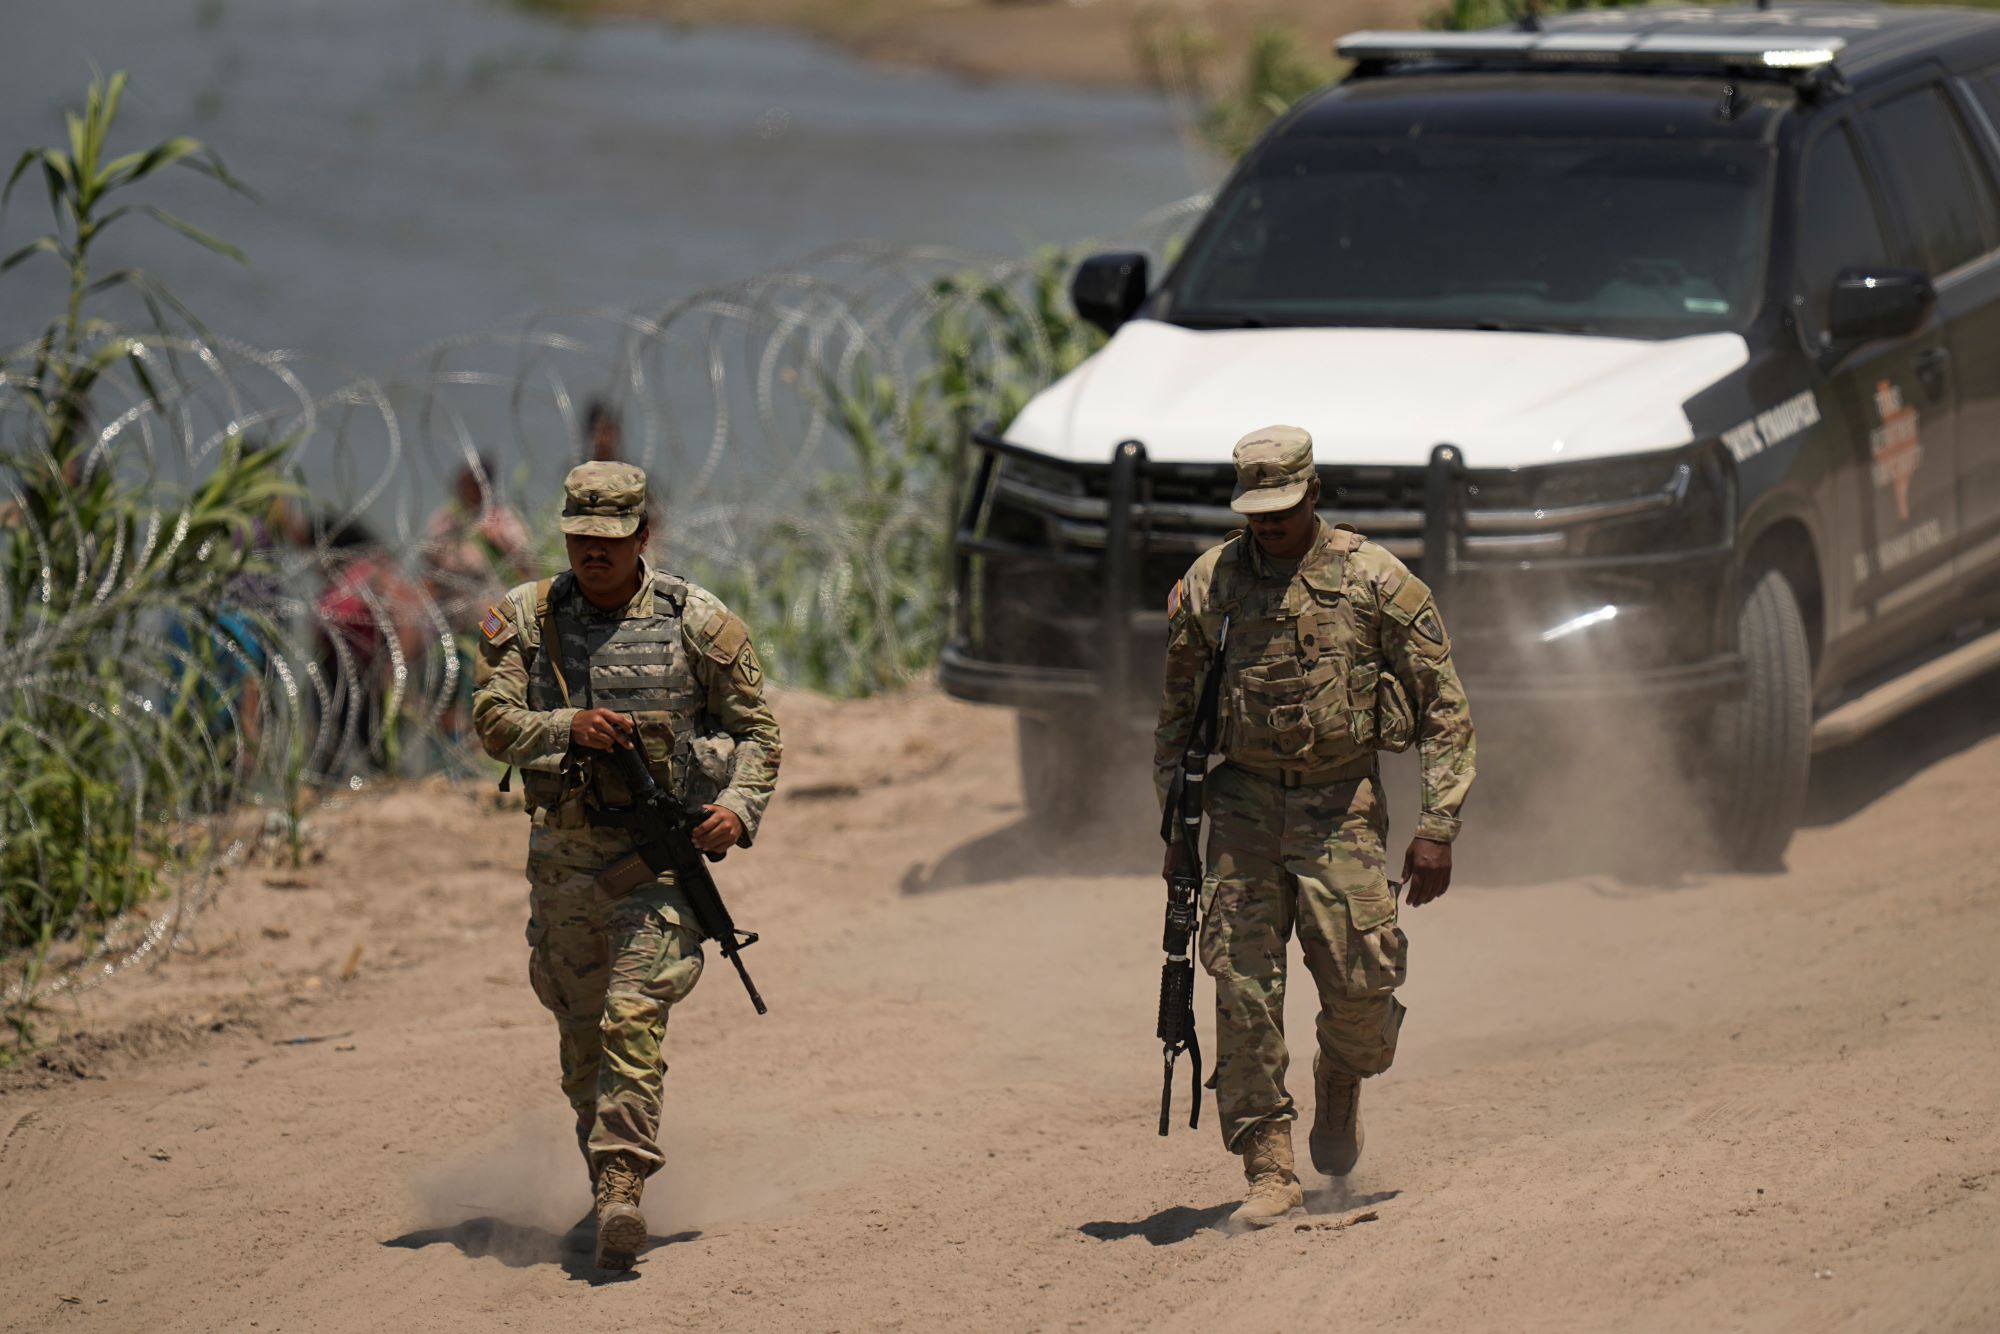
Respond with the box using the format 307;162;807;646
1071;251;1149;336
1827;267;1935;345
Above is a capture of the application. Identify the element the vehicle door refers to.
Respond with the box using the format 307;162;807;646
1794;116;1958;673
1854;79;2000;620
1944;67;2000;601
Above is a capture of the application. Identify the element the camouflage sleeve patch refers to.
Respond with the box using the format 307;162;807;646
698;609;751;665
1167;579;1184;621
1383;572;1433;626
507;582;546;650
695;604;781;846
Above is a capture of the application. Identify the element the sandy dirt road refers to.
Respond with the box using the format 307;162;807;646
2;683;1997;1333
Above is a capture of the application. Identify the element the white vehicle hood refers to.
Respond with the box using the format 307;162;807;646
1006;320;1750;470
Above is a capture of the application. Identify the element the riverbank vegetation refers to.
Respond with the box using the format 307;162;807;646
1;74;291;1036
705;249;1103;696
17;0;1962;1027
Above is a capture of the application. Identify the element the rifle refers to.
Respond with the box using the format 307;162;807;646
595;743;769;1015
1157;613;1229;1136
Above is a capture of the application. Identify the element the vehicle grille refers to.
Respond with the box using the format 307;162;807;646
954;434;1706;686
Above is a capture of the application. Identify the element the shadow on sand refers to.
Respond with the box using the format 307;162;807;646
1802;669;2000;828
1078;1202;1235;1246
384;1214;700;1284
1079;1187;1399;1246
900;815;1154;897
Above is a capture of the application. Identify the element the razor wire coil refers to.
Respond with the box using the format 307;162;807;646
0;200;1203;1008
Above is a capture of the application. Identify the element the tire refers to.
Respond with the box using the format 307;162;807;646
1707;569;1813;870
1016;709;1103;828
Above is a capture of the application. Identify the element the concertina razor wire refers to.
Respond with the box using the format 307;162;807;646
0;197;1205;1009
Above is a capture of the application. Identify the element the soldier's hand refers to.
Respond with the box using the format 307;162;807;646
1401;837;1452;907
692;804;745;854
572;708;637;751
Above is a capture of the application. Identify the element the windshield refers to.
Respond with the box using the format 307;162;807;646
1164;135;1773;337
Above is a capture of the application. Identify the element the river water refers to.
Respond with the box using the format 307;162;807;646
2;0;1205;375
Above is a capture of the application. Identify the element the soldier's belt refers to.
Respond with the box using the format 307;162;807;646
1225;754;1377;788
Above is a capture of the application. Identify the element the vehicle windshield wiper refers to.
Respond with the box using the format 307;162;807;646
1172;310;1272;329
1468;318;1598;335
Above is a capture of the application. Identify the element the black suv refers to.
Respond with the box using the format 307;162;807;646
943;4;2000;866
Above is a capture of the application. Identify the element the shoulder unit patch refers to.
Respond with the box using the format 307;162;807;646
479;606;509;641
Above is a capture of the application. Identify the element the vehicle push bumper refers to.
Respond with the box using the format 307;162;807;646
943;428;1746;719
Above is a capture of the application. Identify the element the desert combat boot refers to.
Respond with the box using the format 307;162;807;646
1231;1122;1305;1227
594;1152;649;1270
1310;1055;1365;1176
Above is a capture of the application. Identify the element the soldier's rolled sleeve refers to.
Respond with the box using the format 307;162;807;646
1153;576;1213;809
470;614;576;769
698;640;782;847
1381;587;1476;845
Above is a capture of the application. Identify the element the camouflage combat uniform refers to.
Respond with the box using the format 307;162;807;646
473;543;779;1180
1156;473;1474;1157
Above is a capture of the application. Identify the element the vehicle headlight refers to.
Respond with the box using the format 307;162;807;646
1465;443;1732;558
998;454;1087;498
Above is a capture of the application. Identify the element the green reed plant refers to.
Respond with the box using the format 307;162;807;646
1;74;288;1002
705;248;1104;696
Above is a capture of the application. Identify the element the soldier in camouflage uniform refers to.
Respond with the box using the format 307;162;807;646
471;461;781;1270
1155;425;1474;1228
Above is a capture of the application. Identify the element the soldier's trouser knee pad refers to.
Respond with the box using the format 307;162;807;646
1317;995;1404;1078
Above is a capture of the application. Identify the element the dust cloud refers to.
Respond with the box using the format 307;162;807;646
397;1102;883;1270
397;1115;590;1269
1443;709;1719;889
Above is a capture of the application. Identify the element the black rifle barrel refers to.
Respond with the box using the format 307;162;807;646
1155;614;1229;1136
609;745;769;1016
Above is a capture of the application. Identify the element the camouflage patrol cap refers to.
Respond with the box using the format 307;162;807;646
559;461;648;538
1230;424;1316;515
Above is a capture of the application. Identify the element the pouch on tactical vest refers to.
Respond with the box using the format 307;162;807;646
517;571;739;818
1373;670;1416;753
1344;659;1416;753
1212;525;1419;768
1219;568;1352;765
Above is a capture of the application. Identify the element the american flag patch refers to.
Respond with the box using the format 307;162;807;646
1166;580;1183;618
480;607;507;640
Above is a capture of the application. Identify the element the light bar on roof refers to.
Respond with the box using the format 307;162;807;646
1336;29;1845;71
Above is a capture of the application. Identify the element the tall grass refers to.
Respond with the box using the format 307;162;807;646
1140;21;1342;161
701;249;1104;696
2;74;289;1032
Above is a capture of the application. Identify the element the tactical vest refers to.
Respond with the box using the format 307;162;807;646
1209;527;1413;772
521;571;707;819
